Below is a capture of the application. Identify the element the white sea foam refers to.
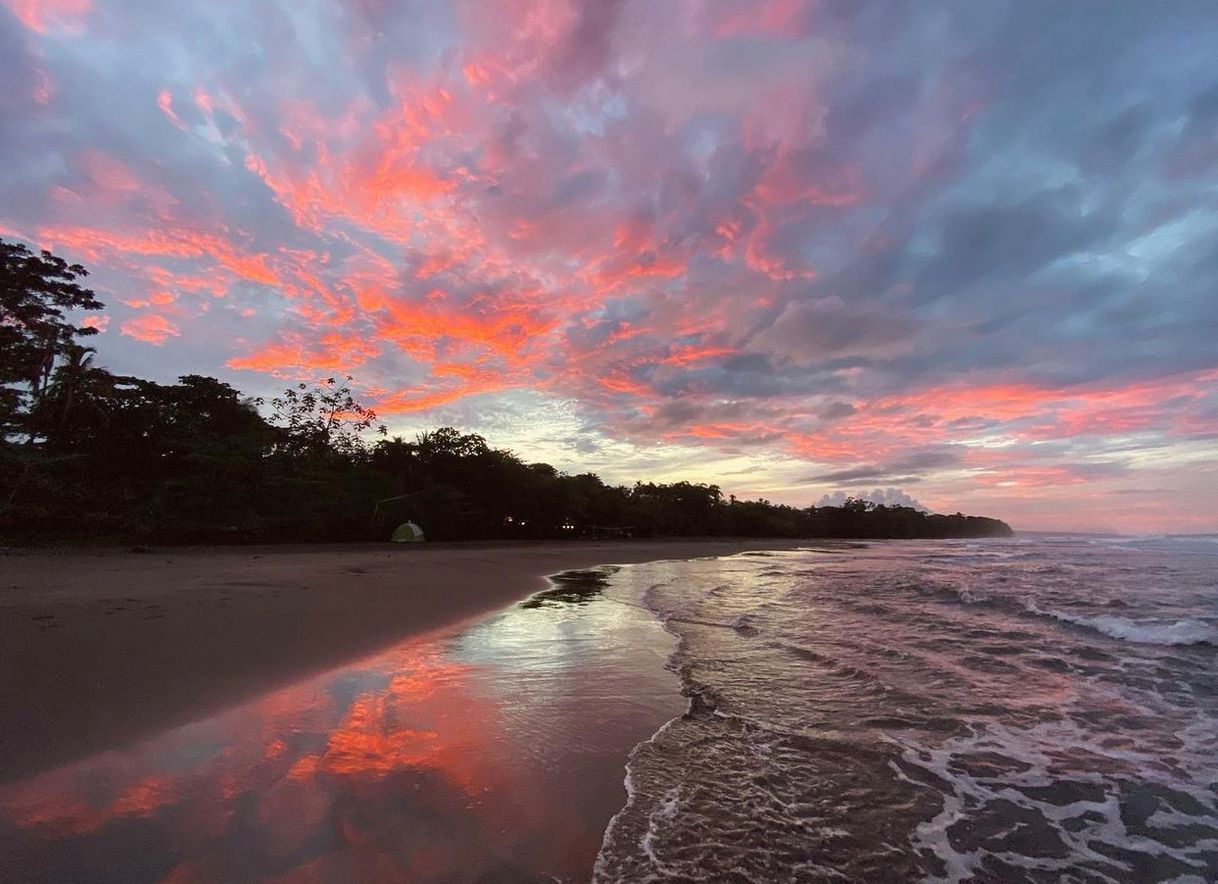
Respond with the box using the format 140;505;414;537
1040;609;1217;646
638;788;682;867
888;713;1218;884
592;710;688;883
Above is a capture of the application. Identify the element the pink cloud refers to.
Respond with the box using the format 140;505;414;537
3;0;1214;533
120;314;179;345
156;90;186;131
703;0;811;39
2;0;90;33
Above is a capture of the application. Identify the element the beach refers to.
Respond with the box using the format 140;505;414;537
1;537;1215;881
0;539;800;785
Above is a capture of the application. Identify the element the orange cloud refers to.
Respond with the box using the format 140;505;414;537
216;252;280;288
373;384;500;415
120;313;179;344
782;369;1218;490
227;332;380;375
670;421;778;441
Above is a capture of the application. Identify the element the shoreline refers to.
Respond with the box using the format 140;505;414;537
0;538;804;784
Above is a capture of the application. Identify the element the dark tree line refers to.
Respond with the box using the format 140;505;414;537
1;239;1013;544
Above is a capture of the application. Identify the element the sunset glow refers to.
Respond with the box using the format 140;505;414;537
2;0;1216;532
0;588;680;881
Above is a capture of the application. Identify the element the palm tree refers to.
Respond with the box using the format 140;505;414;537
33;344;114;448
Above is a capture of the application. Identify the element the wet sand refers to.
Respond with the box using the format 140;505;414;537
0;562;687;882
0;539;799;784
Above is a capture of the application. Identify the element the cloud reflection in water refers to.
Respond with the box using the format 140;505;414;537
0;567;681;883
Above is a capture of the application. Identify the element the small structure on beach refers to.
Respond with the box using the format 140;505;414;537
391;521;425;543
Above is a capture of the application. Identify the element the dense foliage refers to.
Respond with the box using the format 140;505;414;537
1;240;103;438
0;240;1012;544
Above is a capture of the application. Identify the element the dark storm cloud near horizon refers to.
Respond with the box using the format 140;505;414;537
1;0;1216;531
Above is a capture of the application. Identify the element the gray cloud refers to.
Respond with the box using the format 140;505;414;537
802;448;963;484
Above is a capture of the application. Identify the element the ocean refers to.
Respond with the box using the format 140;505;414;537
597;536;1218;882
1;536;1215;882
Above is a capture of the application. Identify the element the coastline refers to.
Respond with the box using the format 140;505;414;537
0;538;803;784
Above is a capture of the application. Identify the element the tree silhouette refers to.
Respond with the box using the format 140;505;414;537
0;244;1013;544
1;239;103;439
269;376;385;461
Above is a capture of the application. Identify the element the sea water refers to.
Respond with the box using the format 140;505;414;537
597;536;1218;882
1;537;1215;882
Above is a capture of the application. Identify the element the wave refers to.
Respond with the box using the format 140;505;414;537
593;713;686;883
908;580;1216;647
1092;534;1218;554
594;541;1218;880
1038;609;1216;646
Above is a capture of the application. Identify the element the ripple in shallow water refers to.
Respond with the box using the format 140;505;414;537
595;539;1218;882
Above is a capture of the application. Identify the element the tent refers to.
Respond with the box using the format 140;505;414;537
391;521;425;543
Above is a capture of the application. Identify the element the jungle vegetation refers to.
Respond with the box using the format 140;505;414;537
1;238;1013;544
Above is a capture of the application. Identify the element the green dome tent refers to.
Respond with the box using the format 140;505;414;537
391;521;425;543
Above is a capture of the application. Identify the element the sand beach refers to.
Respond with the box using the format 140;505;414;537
0;539;800;784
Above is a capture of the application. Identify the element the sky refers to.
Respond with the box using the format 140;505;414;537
2;0;1217;533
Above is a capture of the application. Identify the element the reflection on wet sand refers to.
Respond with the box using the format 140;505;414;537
0;567;683;883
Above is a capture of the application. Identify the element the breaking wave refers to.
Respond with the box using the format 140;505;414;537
1036;609;1217;646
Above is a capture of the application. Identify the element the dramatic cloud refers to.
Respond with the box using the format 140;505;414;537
1;0;1216;532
